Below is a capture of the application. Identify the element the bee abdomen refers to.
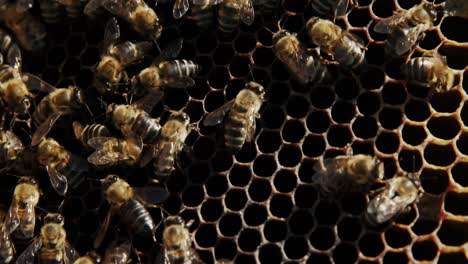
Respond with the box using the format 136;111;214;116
40;0;63;24
225;111;248;152
39;248;62;264
401;57;433;83
120;199;155;239
153;153;175;177
132;114;161;144
334;37;365;69
191;4;214;28
218;2;240;33
64;1;85;19
307;56;330;83
82;124;111;145
159;60;200;78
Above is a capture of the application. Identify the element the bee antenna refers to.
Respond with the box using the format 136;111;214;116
4;173;21;179
277;12;291;30
154;41;161;53
84;103;94;117
35;205;51;214
263;26;275;35
91;112;106;122
249;65;256;83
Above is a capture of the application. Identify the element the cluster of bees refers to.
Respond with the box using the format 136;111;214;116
0;0;466;263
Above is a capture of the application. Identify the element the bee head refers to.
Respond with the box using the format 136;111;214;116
246;82;265;98
164;215;185;227
18;176;38;186
15;97;31;114
272;29;290;43
102;174;120;190
170;111;190;125
415;4;437;23
44;213;64;225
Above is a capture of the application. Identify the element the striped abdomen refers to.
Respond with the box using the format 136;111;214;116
12;208;35;240
218;1;241;33
112;41;152;66
385;25;425;56
119;199;155;240
0;231;14;264
333;35;365;69
153;141;176;179
191;4;214;29
401;57;438;85
39;248;63;264
0;29;21;69
159;60;200;78
64;0;86;19
225;104;250;152
131;113;160;144
40;0;63;24
80;124;111;146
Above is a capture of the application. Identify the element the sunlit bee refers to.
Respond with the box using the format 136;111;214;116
218;0;254;33
272;29;330;84
309;0;349;18
15;213;79;264
87;137;143;167
313;154;384;194
366;174;421;225
73;121;111;148
0;2;46;51
203;82;264;152
39;0;63;24
148;112;191;180
0;129;24;164
73;251;102;264
37;137;88;196
84;0;162;41
306;17;366;69
0;28;22;70
374;3;437;57
444;0;468;19
400;52;457;93
103;241;131;264
155;216;203;264
95;17;152;94
5;177;40;241
94;175;168;249
0;65;34;115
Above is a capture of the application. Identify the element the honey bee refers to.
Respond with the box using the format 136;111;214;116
130;38;200;98
106;94;162;144
374;3;437;57
73;251;102;264
217;0;254;33
39;0;63;24
154;216;203;264
87;136;143;167
58;0;88;19
400;52;457;93
444;0;468;19
0;65;35;115
0;2;46;51
313;154;384;194
94;175;168;249
4;176;40;241
0;207;14;264
306;17;366;69
84;0;162;41
190;2;219;29
15;213;79;264
103;241;131;264
173;0;222;19
0;28;22;70
0;129;24;164
309;0;350;17
203;82;265;153
72;121;111;148
142;112;191;180
37;137;88;196
272;29;330;84
31;86;87;146
365;174;421;226
95;17;152;94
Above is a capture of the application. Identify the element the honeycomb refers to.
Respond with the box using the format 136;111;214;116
1;0;467;263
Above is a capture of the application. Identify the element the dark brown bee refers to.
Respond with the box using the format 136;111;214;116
106;94;162;144
366;174;421;226
73;251;102;264
306;17;366;69
73;121;111;148
173;0;222;19
15;213;79;264
203;82;265;152
4;177;40;240
84;0;162;41
0;129;24;164
146;112;191;180
374;3;437;57
309;0;349;18
190;3;216;29
0;2;46;51
313;154;384;194
0;0;34;12
87;137;143;167
130;38;200;98
0;28;22;70
400;52;457;93
95;17;152;94
39;0;63;24
218;0;254;33
0;207;14;264
58;0;88;19
94;175;168;249
37;137;88;196
445;0;468;19
272;29;330;84
103;241;131;264
154;216;204;264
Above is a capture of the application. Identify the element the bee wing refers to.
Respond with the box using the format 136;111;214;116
133;185;169;206
417;192;443;221
22;73;57;93
343;31;365;48
6;43;21;70
15;0;34;13
132;90;164;113
192;0;224;5
87;137;119;149
94;209;113;249
394;24;426;56
72;121;84;141
159;77;196;88
202;99;235;126
46;165;68;196
334;0;349;17
14;237;42;264
173;0;190;19
63;242;79;263
240;0;255;25
138;145;155;167
152;38;184;65
374;11;407;34
102;17;121;53
88;150;129;165
4;200;21;234
245;115;257;143
31;112;63;146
